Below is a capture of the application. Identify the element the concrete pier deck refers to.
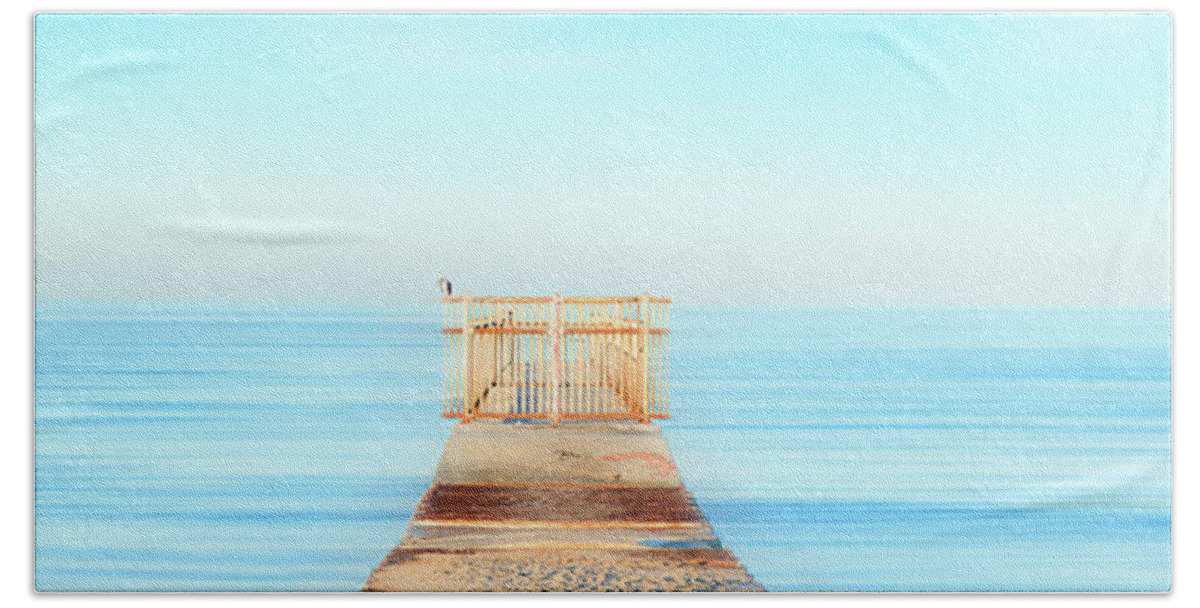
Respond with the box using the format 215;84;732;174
363;420;763;592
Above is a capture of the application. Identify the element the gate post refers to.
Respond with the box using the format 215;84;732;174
460;294;475;423
639;292;651;423
550;292;563;425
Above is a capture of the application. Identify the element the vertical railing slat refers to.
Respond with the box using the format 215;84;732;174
460;296;473;421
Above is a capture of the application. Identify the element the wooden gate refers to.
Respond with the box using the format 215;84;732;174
441;294;669;423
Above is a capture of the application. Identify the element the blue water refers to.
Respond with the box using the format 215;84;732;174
34;303;1171;591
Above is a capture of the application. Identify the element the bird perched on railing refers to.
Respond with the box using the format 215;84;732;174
439;277;453;297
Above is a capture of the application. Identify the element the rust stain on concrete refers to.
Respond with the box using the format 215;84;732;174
587;451;678;477
414;483;704;524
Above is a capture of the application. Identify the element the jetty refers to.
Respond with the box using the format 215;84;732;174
363;294;763;592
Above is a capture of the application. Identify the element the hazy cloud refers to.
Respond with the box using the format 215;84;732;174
162;217;370;246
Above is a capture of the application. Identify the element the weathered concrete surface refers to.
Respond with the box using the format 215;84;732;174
364;548;762;592
363;420;763;592
432;421;683;487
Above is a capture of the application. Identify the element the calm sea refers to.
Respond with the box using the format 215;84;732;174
34;303;1171;592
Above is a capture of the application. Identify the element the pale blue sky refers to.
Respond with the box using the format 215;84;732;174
35;13;1171;306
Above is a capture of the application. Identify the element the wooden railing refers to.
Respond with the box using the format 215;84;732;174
441;294;670;423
